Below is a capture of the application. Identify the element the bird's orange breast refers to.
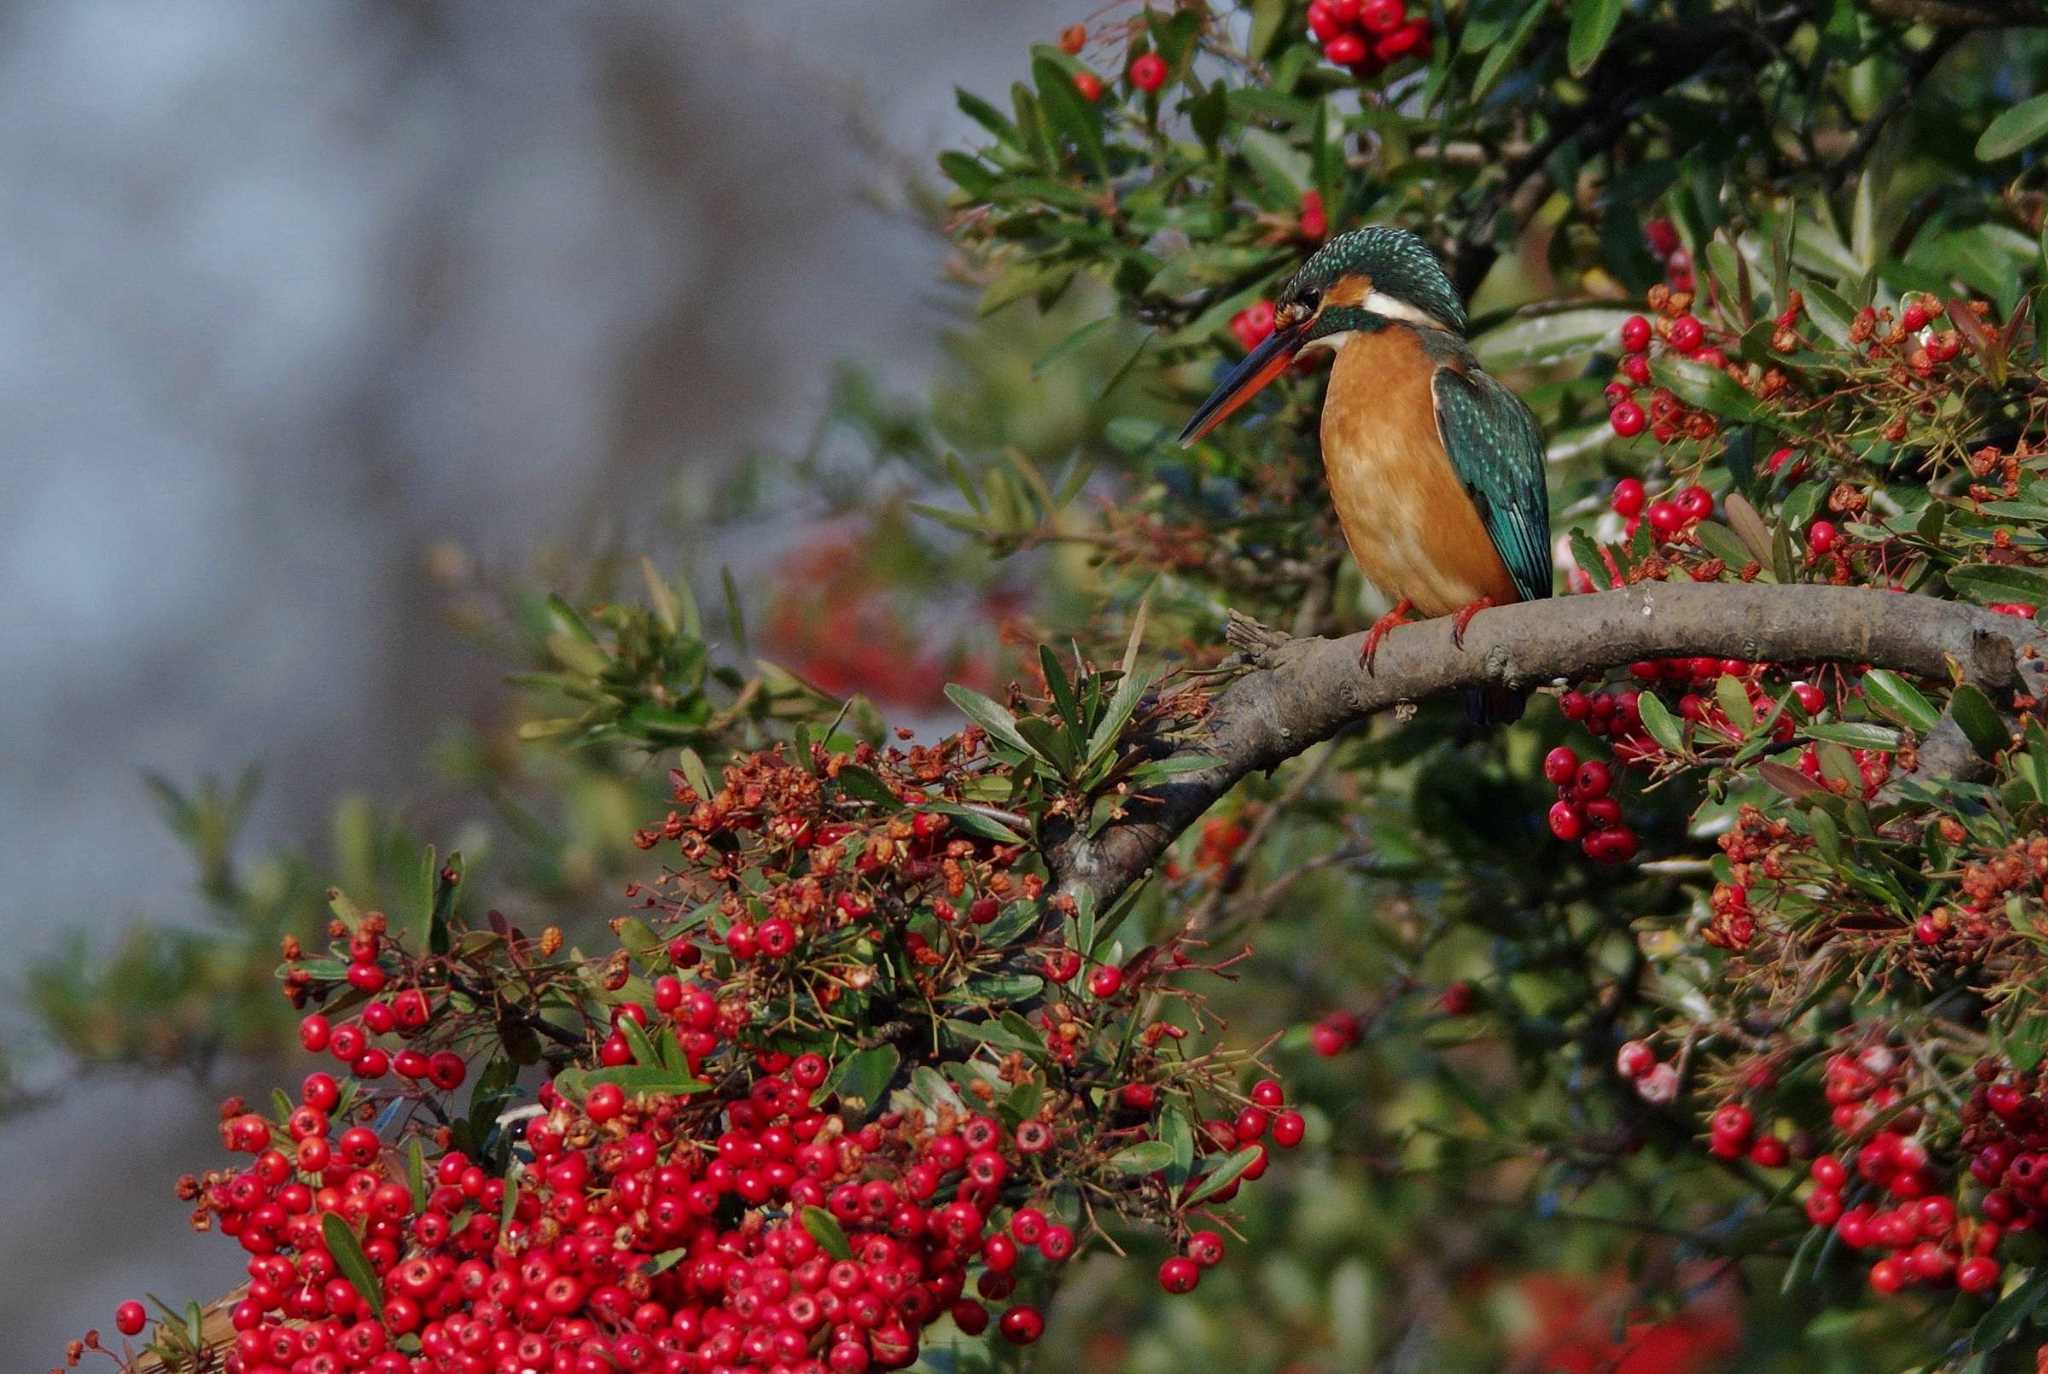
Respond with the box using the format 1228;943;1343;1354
1320;327;1518;618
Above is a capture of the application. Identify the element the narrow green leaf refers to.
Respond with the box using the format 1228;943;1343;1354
322;1214;386;1319
1947;564;2048;607
826;1045;900;1110
1861;669;1940;733
1472;0;1547;102
1977;93;2048;162
1185;1145;1265;1205
1805;722;1901;751
1715;674;1757;732
1951;684;2011;759
1566;0;1624;77
802;1206;855;1261
1569;530;1613;591
1110;1140;1177;1174
945;683;1049;764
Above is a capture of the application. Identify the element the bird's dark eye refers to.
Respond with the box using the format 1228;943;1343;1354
1297;288;1321;313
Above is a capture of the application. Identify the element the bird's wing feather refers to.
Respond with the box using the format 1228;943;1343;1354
1431;365;1552;603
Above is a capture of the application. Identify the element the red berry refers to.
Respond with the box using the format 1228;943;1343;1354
1542;745;1579;785
1609;401;1646;437
1647;500;1684;537
1360;0;1404;33
1310;1012;1359;1057
1129;52;1167;92
1438;981;1475;1015
1958;1257;2001;1293
1159;1256;1201;1294
1306;1;1343;42
1902;302;1931;333
1619;315;1651;352
115;1301;147;1337
1073;71;1103;103
586;1082;625;1122
1271;1110;1306;1147
1087;965;1124;999
1059;22;1087;54
1323;31;1366;64
1710;1102;1753;1141
1610;477;1645;517
1547;800;1584;842
1572;759;1612;800
1812;1154;1847;1190
1187;1230;1226;1266
998;1305;1045;1344
1119;1082;1159;1112
1807;520;1838;555
1616;1040;1655;1078
298;1014;332;1053
1668;315;1704;352
1790;681;1825;714
1675;485;1712;522
1250;1079;1285;1109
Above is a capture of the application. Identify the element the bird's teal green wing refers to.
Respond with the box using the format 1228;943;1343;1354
1431;365;1552;603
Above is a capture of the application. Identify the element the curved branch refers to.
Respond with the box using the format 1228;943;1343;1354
1049;584;2048;909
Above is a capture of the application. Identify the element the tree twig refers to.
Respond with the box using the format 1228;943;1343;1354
1047;584;2048;910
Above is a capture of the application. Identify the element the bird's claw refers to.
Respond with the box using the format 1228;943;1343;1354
1450;596;1495;650
1358;598;1416;676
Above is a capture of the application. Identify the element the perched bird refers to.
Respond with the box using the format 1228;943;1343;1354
1179;226;1551;723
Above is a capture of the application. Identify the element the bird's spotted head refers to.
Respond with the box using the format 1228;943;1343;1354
1180;226;1463;446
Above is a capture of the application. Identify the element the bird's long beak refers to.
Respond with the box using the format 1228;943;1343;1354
1177;317;1309;447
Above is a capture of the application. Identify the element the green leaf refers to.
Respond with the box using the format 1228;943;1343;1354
1977;93;2048;162
566;1065;710;1097
1861;669;1940;733
1471;0;1547;102
827;1045;900;1109
1472;306;1641;372
1636;691;1686;755
1238;127;1312;204
1950;684;2012;759
1566;0;1624;77
407;1140;428;1215
1162;1107;1196;1184
1185;1145;1265;1205
1805;722;1901;751
925;802;1028;844
956;88;1021;149
834;764;904;811
1650;358;1776;429
1032;316;1117;379
1249;0;1288;61
1715;674;1757;733
801;1206;855;1261
1972;1265;2048;1352
1569;529;1613;591
1109;1140;1177;1174
945;683;1048;763
1032;57;1108;181
1692;520;1755;572
1947;564;2048;607
322;1214;385;1319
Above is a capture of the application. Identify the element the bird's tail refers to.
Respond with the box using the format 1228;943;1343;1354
1462;683;1528;728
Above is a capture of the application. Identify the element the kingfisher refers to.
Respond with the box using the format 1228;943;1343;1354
1178;225;1552;723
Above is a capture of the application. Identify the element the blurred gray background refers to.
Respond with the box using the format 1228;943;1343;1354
0;2;1053;1360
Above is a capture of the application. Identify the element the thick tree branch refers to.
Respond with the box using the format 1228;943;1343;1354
1049;585;2048;910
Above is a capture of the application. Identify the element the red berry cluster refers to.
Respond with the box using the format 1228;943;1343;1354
1304;0;1433;79
291;918;467;1094
1615;1039;1679;1105
1308;1010;1361;1057
1783;1046;2016;1298
1538;745;1639;864
1602;475;1717;546
1607;301;1730;442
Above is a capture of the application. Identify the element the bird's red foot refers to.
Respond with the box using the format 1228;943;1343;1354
1359;598;1415;675
1450;596;1496;649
